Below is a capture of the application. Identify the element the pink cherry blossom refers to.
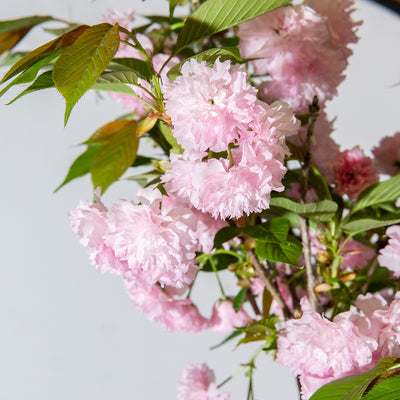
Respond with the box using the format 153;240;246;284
162;76;300;219
177;364;230;400
378;225;400;277
163;59;259;153
125;282;209;332
208;300;250;333
372;131;400;175
69;188;127;276
334;146;379;201
277;298;376;399
70;186;201;289
238;3;358;113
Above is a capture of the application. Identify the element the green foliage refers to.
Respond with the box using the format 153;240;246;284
90;120;140;193
174;0;291;53
238;316;279;346
233;287;247;312
109;58;153;81
353;175;400;213
53;23;120;124
363;374;400;399
6;70;54;104
342;213;400;236
269;197;338;222
197;250;241;272
55;145;102;192
56;120;140;193
167;47;246;80
92;71;138;96
0;15;54;55
310;358;400;400
0;24;90;84
255;235;302;267
169;0;190;18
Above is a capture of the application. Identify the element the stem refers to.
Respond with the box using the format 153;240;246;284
361;258;378;293
209;257;227;300
247;250;293;320
299;96;321;313
296;376;302;400
246;288;262;319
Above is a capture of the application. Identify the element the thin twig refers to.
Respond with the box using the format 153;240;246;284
247;250;294;320
299;96;321;313
246;288;262;319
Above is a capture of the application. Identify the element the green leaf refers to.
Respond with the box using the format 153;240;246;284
1;24;90;84
342;213;400;236
213;226;242;248
54;145;102;192
109;58;152;81
157;120;183;154
255;235;302;267
353;175;400;213
6;70;55;104
167;47;246;80
53;23;120;125
233;287;247;312
243;218;290;242
0;16;54;55
363;374;400;399
91;70;139;96
270;197;338;222
238;316;279;345
0;50;59;97
310;358;400;400
209;329;244;350
174;0;290;53
90;120;140;193
126;170;161;187
199;251;240;272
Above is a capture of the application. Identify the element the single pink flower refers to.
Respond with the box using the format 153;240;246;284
334;146;379;201
177;364;230;400
378;225;400;277
372;131;400;175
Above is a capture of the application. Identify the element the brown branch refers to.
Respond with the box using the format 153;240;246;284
299;96;321;313
247;250;294;320
246;288;262;319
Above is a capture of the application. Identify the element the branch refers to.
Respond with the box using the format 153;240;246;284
299;96;321;313
247;250;294;320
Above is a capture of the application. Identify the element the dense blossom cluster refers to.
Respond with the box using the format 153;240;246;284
238;0;360;113
278;293;400;399
63;1;400;399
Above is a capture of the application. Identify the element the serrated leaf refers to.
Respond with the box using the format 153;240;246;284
90;120;139;193
342;213;400;236
53;23;120;125
109;58;152;81
54;145;102;192
262;288;273;318
233;287;247;312
270;197;338;222
91;70;138;96
1;24;90;84
174;0;290;53
167;47;246;80
353;175;400;213
255;235;302;267
7;70;55;104
0;16;54;55
0;51;59;97
310;358;400;400
363;374;400;399
238;316;278;345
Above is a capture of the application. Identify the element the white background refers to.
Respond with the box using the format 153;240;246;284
0;1;399;399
